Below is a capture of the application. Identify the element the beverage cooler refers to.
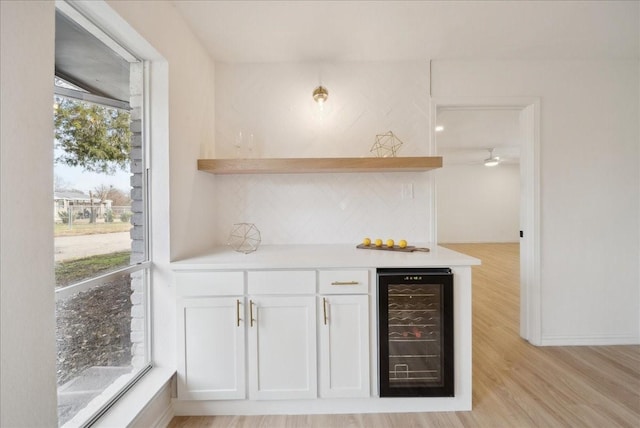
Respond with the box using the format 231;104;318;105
377;268;454;397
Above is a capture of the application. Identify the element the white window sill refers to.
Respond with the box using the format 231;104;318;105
91;367;175;428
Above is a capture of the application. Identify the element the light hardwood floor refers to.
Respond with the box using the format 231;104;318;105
168;243;640;428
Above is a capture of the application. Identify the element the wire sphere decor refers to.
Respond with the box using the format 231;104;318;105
228;223;261;254
370;131;404;158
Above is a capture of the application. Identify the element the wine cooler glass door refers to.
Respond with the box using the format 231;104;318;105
378;269;453;397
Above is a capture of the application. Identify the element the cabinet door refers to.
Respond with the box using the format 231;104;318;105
319;295;370;398
177;297;245;400
248;296;317;400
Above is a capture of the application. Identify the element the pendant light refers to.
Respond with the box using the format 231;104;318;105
312;85;328;109
484;148;500;167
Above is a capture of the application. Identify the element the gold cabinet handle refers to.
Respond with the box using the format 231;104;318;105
323;297;328;325
236;299;242;327
250;299;255;327
331;281;359;286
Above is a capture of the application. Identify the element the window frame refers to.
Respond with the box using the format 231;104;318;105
53;3;154;426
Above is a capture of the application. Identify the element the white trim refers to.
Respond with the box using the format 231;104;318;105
150;403;175;428
427;98;437;243
54;86;130;111
519;102;542;345
540;334;640;346
54;1;173;427
55;261;151;301
64;0;164;62
173;394;472;416
430;96;542;346
92;368;175;428
55;1;138;63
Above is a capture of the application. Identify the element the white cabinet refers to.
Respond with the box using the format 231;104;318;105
172;251;475;415
318;294;370;398
247;270;317;400
176;271;245;400
176;269;370;402
177;296;246;400
318;269;370;398
248;295;317;400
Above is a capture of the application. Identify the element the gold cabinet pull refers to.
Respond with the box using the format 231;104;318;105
250;299;255;327
323;297;328;325
236;299;242;327
331;281;359;286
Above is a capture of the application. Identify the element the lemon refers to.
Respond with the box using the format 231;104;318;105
363;237;371;246
398;239;408;248
374;238;383;247
386;239;395;248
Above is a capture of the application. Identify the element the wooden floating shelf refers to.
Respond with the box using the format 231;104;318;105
197;157;443;174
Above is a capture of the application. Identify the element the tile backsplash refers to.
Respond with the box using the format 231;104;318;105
213;60;433;245
213;172;432;245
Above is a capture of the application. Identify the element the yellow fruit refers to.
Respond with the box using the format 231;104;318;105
363;237;371;246
386;239;395;248
398;239;408;248
374;239;383;247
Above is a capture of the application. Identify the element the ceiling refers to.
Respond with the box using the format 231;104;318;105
435;109;522;166
54;1;639;100
172;0;639;63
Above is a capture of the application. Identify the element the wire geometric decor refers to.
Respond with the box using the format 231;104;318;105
370;131;404;158
228;223;261;254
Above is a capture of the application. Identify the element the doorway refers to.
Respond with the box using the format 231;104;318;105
430;97;540;345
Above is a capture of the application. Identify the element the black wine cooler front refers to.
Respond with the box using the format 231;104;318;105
378;268;454;397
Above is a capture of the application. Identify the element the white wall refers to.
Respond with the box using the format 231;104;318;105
213;61;433;245
1;1;218;424
436;164;520;243
433;60;640;344
215;61;429;158
103;0;217;374
0;1;59;426
107;0;217;262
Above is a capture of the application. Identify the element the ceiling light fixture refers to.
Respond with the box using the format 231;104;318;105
484;148;500;167
312;85;328;106
435;125;444;132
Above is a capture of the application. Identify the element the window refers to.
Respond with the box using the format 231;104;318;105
53;6;151;427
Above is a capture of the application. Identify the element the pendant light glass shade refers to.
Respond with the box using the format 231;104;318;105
312;86;328;104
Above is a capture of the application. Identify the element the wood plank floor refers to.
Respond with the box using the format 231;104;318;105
168;243;640;428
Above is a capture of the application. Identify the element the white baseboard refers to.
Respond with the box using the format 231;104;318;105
129;372;175;428
173;394;472;416
540;334;640;346
153;404;175;428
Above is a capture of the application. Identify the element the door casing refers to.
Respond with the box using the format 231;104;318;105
430;96;541;345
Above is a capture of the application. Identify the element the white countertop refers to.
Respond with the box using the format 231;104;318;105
171;244;481;270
